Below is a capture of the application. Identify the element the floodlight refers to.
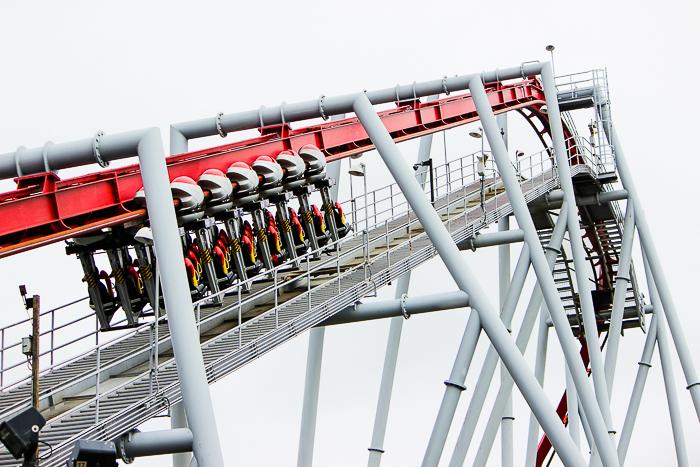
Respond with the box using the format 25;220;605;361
515;150;525;158
134;227;154;245
469;130;482;139
0;406;46;460
546;45;555;52
349;162;366;177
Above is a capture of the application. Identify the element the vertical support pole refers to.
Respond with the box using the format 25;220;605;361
367;273;411;467
138;128;224;467
643;255;689;467
469;73;618;467
296;115;345;467
353;92;587;467
603;202;635;397
598;104;700;420
497;113;513;467
172;401;191;467
367;107;434;467
297;327;325;467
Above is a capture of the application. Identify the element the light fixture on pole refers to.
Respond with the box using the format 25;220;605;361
546;44;556;77
349;162;368;233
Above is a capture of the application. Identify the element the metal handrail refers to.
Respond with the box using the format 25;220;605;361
0;134;596;420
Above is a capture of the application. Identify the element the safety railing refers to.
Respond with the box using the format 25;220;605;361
555;69;616;175
0;131;602;423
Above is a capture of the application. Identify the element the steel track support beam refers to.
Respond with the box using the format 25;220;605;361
450;209;566;467
469;71;618;467
540;66;617;447
353;92;588;467
447;240;533;467
138;128;224;467
367;273;411;467
643;254;689;467
598;107;700;420
603;202;635;397
467;213;569;467
497;114;514;467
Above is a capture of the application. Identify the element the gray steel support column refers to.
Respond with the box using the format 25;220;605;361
171;402;191;467
138;128;224;467
450;209;564;467
353;92;588;467
524;302;551;467
296;115;345;467
603;203;635;397
498;114;514;467
616;317;657;466
297;327;325;467
600;118;700;419
447;240;533;467
643;255;689;467
367;273;411;467
469;74;618;467
367;110;433;467
469;212;568;467
540;67;616;441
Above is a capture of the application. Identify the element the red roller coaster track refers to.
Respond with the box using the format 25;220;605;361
0;79;547;259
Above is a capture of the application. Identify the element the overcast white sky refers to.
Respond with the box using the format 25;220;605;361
1;1;699;466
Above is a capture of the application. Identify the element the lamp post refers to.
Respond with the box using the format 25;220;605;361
546;44;556;77
349;162;368;233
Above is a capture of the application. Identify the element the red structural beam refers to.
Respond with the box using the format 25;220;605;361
0;80;546;259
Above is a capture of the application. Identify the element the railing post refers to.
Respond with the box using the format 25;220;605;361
238;284;242;348
95;344;101;424
274;268;279;329
1;329;4;387
50;310;55;367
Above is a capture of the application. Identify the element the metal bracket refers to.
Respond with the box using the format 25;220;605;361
42;141;54;173
318;94;328;121
368;447;385;453
395;84;401;102
280;101;287;125
412;81;418;100
400;293;410;320
444;380;467;391
495;68;500;82
442;75;450;96
14;146;26;177
92;131;109;167
216;112;227;138
686;381;700;390
638;361;652;368
117;429;136;464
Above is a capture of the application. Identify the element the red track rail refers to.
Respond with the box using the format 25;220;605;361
0;80;546;259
